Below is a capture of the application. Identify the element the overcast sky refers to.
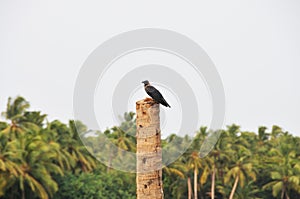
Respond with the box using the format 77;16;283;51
1;1;299;136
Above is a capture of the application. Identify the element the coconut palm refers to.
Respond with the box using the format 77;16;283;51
20;111;47;127
0;135;23;197
224;148;257;199
17;133;64;199
185;128;208;199
49;120;96;173
163;158;187;199
1;97;33;139
206;135;231;199
263;135;300;199
2;97;30;122
235;180;262;199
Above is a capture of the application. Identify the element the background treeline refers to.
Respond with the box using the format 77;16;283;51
0;96;300;199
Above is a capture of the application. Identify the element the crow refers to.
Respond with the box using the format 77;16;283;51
142;80;171;108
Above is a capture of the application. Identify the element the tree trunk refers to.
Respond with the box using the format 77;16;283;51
283;185;289;199
211;165;216;199
136;98;163;199
229;176;239;199
22;188;25;199
194;168;198;199
188;177;192;199
285;191;290;199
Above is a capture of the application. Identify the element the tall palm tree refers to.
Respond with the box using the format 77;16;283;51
235;180;262;199
1;97;32;139
110;126;136;153
48;120;96;173
1;97;52;198
263;135;300;199
20;111;47;127
188;176;192;199
16;126;64;199
206;135;231;199
183;128;207;199
0;135;22;197
2;97;30;122
163;158;187;199
224;149;256;199
68;120;96;172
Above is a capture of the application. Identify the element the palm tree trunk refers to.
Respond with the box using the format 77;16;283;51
281;185;285;199
136;99;163;199
284;185;290;199
194;168;198;199
211;165;216;199
22;189;25;199
188;177;192;199
229;176;239;199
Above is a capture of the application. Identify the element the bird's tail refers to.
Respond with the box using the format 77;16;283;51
162;99;171;108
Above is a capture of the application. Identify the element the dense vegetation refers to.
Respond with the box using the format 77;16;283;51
0;96;300;199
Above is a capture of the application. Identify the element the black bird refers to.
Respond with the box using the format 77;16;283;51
142;80;171;108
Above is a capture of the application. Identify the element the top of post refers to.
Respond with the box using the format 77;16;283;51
136;97;155;105
136;98;159;110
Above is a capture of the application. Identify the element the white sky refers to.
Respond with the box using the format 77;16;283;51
0;1;299;136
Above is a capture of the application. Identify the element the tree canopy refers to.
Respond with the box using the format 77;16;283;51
0;96;300;199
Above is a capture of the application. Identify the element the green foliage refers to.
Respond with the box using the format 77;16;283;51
0;96;300;198
54;170;135;199
0;97;96;199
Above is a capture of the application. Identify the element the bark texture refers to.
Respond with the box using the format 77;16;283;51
211;165;216;199
187;177;192;199
229;176;239;199
136;98;163;199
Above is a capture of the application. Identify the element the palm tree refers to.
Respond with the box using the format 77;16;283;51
1;97;97;198
0;134;23;197
235;180;262;199
224;149;256;199
1;120;63;199
206;134;231;199
68;120;96;172
48;120;96;173
188;176;192;199
1;97;32;139
110;126;136;153
20;111;47;127
17;126;64;199
2;97;30;122
184;134;202;199
163;158;187;199
263;134;300;199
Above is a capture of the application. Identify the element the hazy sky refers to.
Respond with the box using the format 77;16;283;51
1;1;299;136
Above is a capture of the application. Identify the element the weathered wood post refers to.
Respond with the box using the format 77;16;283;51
136;98;164;199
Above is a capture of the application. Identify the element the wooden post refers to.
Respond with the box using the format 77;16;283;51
136;98;164;199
